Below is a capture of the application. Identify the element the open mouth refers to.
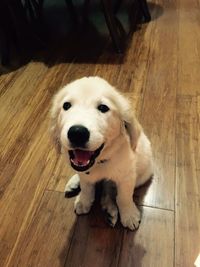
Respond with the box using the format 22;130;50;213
68;144;104;172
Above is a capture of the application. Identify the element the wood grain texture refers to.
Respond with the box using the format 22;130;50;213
65;206;174;267
0;63;73;266
7;191;76;267
0;0;199;266
47;156;74;192
118;207;174;267
175;93;200;266
0;68;25;97
178;0;200;96
137;0;178;210
0;121;56;266
175;0;200;265
64;197;123;267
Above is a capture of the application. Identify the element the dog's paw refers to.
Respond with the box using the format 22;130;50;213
65;174;80;198
120;205;141;231
105;205;118;227
74;196;92;215
101;196;118;227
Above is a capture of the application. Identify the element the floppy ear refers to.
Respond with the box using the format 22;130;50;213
49;88;66;154
113;92;142;150
124;111;142;150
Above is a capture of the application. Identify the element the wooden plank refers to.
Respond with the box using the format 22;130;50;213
0;63;48;168
137;0;178;210
178;0;200;96
64;200;123;267
0;63;75;266
0;63;47;128
7;196;174;267
0;120;58;267
65;206;174;267
197;95;200;179
0;63;72;197
175;96;200;267
0;67;26;97
175;0;200;264
118;207;174;267
6;191;76;267
47;156;74;192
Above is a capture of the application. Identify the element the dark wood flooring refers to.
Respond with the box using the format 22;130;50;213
0;0;200;266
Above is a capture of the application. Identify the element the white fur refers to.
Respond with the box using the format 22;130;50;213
50;76;153;230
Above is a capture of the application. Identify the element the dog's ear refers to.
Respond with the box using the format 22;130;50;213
49;89;66;154
113;92;142;150
123;111;142;150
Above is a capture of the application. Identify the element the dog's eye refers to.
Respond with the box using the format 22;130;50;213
97;104;110;113
63;102;71;111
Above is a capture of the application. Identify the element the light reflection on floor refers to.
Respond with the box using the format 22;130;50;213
195;254;200;267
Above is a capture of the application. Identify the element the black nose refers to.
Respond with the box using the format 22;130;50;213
68;125;90;147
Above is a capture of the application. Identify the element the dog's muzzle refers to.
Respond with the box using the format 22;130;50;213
68;144;104;172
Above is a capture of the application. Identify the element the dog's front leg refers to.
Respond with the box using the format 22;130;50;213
74;179;95;215
116;178;141;230
65;174;80;198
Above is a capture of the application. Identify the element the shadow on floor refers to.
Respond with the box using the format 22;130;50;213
59;177;152;266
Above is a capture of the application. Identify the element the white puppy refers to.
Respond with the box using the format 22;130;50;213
50;76;153;230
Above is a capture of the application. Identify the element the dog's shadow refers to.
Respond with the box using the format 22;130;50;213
59;179;152;266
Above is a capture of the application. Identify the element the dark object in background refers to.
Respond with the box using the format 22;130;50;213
99;0;151;53
0;0;151;66
0;0;45;66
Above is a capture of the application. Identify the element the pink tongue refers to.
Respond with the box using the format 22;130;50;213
73;150;93;165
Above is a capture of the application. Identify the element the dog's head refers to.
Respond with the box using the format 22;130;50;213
50;77;141;172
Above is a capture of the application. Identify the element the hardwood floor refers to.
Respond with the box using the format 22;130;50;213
0;0;200;266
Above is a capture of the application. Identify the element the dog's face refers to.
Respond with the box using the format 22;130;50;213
50;77;141;172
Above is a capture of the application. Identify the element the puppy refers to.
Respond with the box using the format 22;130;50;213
50;77;153;230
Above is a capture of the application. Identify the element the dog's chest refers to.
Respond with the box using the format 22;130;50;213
83;152;134;183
